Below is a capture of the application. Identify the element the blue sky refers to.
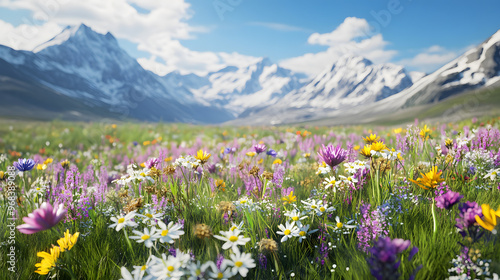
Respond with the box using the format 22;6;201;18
0;0;499;76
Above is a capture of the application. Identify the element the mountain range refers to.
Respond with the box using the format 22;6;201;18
0;24;499;124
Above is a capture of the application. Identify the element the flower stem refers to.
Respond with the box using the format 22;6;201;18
431;197;437;239
123;230;135;258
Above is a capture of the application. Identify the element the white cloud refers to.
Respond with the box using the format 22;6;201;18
279;17;397;77
248;22;311;32
0;0;258;75
0;19;62;50
398;45;458;73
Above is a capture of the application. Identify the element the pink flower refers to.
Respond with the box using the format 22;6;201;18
17;202;67;234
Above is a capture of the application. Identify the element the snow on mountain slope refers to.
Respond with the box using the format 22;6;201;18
377;28;500;109
275;55;412;109
184;58;306;116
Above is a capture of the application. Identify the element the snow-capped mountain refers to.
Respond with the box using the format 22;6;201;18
234;55;414;123
162;58;306;116
0;24;232;123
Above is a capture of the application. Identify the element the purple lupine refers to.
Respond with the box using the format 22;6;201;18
17;202;67;234
357;204;389;252
366;237;418;280
253;144;267;154
435;191;463;210
145;158;160;169
13;158;36;172
317;144;348;168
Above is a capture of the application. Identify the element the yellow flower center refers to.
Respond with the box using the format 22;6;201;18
493;172;497;176
284;229;291;235
141;265;146;271
229;236;238;242
146;213;153;218
118;218;125;224
235;261;243;267
140;172;146;177
299;231;306;236
337;222;343;228
230;226;237;231
330;180;335;185
167;266;174;272
217;272;224;278
240;200;247;204
161;229;169;236
292;216;299;221
196;269;201;275
319;207;326;212
141;235;150;240
311;205;317;209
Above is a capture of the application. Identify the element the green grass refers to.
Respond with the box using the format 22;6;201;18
0;117;499;279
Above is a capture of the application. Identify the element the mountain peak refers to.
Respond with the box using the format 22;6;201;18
33;24;116;53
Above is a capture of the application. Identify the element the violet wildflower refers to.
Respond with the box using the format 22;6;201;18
317;144;348;168
253;144;267;154
17;202;67;234
436;191;463;210
145;158;160;169
366;237;415;280
13;158;36;172
456;201;483;237
266;149;277;157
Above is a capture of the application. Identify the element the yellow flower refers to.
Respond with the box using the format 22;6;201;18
215;179;226;192
37;164;47;170
363;134;380;144
419;125;431;140
35;246;61;275
282;191;297;205
57;230;80;252
43;158;53;165
111;124;117;129
393;128;403;134
164;156;173;162
143;140;151;146
303;153;311;158
60;159;70;168
353;145;360;151
0;171;5;180
370;141;388;152
409;166;444;190
258;158;264;164
360;145;372;158
246;152;256;157
273;159;282;165
140;162;146;168
445;139;454;149
195;150;211;164
475;204;500;232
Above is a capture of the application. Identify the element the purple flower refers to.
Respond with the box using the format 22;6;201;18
224;147;236;154
367;237;415;280
253;144;267;154
266;149;277;157
456;201;482;232
436;191;463;210
145;158;160;169
13;158;36;172
317;144;347;168
17;202;67;234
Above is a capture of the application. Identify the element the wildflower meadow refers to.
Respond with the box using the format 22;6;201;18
1;117;500;280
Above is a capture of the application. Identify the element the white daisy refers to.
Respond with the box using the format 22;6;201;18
157;221;185;244
206;260;233;280
297;224;319;243
187;260;213;280
277;221;299;242
109;211;138;231
484;168;500;180
138;208;164;225
314;203;335;217
226;249;256;277
333;216;357;232
323;176;340;191
229;221;245;232
284;209;307;226
148;254;184;280
214;229;251;251
301;199;321;212
129;227;159;248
